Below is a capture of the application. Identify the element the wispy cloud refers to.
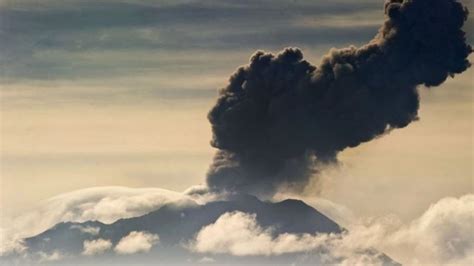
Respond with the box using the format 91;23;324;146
70;225;100;236
0;0;382;81
0;235;27;256
0;186;193;256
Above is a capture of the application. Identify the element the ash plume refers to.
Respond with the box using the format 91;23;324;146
206;0;472;195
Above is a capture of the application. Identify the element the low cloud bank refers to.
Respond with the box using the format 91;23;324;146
188;211;387;264
1;186;471;265
0;186;194;256
42;186;190;224
0;235;27;257
189;194;474;265
188;211;329;256
380;194;474;265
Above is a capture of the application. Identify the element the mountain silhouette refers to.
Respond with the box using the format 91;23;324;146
17;194;399;265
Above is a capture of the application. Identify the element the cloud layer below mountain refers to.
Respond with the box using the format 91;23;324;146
1;186;472;265
189;194;473;265
0;186;193;256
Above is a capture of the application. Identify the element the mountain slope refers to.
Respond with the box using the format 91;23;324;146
16;195;398;265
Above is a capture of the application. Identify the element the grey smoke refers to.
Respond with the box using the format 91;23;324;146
206;0;472;195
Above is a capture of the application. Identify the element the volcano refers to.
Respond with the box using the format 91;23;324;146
5;194;401;265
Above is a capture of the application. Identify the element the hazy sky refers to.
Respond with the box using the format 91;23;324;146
1;0;472;221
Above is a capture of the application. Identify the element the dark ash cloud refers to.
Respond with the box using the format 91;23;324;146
206;0;472;195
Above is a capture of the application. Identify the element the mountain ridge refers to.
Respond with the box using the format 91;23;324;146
15;195;399;265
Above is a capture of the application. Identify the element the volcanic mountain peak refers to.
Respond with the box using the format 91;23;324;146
6;195;401;265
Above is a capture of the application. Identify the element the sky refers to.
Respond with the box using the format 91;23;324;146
0;0;472;226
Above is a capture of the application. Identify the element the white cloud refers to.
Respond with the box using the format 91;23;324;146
0;233;27;256
188;211;334;256
189;194;474;265
45;186;191;224
82;238;112;256
2;184;471;266
184;185;230;205
70;225;100;235
378;194;474;265
0;186;195;256
114;231;159;255
188;211;387;264
319;194;474;265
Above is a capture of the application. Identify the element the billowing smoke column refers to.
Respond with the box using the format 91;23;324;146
206;0;472;195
